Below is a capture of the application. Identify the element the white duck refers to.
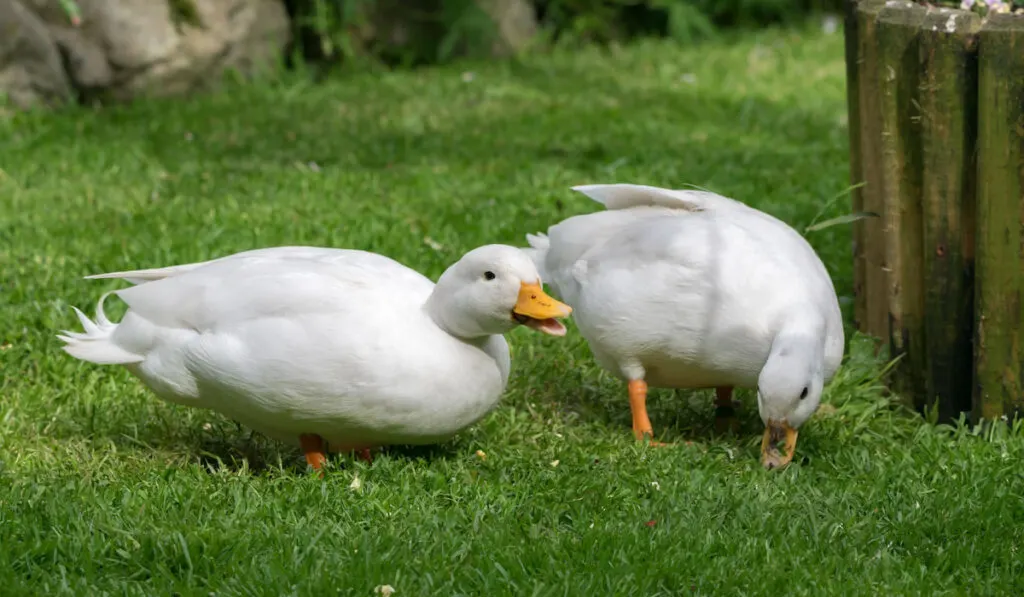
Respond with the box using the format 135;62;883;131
524;184;844;468
59;245;571;471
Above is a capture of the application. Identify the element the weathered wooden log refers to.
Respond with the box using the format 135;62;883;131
974;14;1024;421
875;1;927;404
918;8;980;422
854;0;891;342
844;0;867;331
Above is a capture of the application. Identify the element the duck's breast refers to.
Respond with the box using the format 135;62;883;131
181;309;508;446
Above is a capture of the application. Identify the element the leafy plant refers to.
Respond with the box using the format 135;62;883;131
169;0;204;29
535;0;843;46
284;0;498;67
284;0;375;64
57;0;81;26
281;0;848;69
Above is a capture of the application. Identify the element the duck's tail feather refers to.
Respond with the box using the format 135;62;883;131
85;261;208;285
57;292;145;365
523;232;550;281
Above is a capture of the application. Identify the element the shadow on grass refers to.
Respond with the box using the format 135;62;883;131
509;334;771;449
106;411;470;475
556;384;768;446
187;434;466;476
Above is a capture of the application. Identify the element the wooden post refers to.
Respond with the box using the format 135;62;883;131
875;1;927;405
845;3;1023;420
844;0;868;331
918;8;980;422
855;0;891;342
975;14;1024;421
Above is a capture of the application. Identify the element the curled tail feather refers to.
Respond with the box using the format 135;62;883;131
57;292;144;365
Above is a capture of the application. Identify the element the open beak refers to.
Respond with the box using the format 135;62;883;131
761;419;798;470
512;281;572;336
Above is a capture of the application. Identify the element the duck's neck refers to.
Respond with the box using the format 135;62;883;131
424;286;485;342
764;310;826;377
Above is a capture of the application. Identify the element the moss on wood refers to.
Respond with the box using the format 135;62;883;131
975;13;1024;421
875;0;927;403
854;0;891;343
918;8;980;422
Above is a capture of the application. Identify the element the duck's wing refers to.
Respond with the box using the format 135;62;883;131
571;183;749;212
523;184;747;300
108;248;434;330
84;246;368;285
576;209;844;369
523;183;773;307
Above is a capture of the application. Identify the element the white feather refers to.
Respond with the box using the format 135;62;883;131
58;292;144;364
535;183;844;432
58;245;566;450
570;183;745;212
523;232;550;281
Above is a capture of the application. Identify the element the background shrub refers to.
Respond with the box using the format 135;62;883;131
284;0;844;68
535;0;842;45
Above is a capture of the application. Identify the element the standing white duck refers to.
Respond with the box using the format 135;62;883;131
524;184;844;468
59;245;571;471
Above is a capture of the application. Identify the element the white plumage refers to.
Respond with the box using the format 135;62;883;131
60;244;571;468
525;183;844;468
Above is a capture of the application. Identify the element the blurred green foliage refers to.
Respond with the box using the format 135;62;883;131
536;0;842;45
284;0;843;67
283;0;499;67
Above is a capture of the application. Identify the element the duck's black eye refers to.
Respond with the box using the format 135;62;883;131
483;271;496;281
799;387;809;400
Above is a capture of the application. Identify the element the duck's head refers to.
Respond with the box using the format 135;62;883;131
427;244;572;339
756;328;826;470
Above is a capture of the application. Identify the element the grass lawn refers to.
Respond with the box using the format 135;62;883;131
3;22;1023;596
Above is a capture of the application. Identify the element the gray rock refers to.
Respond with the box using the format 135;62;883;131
0;0;533;108
71;0;291;99
47;25;111;92
2;0;290;105
0;0;72;107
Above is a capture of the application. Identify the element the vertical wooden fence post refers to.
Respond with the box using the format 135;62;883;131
844;0;867;331
855;0;891;343
918;8;980;422
975;14;1024;421
876;1;927;405
845;3;1023;423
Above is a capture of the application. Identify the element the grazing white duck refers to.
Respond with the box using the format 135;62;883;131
59;245;571;471
524;184;844;468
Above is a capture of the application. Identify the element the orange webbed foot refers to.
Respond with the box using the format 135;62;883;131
628;379;672;447
300;433;327;478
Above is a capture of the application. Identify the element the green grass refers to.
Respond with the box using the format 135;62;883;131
2;23;1024;596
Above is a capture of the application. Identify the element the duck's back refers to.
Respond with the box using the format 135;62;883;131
560;208;843;387
114;247;435;331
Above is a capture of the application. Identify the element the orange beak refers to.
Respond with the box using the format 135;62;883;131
511;282;572;336
761;419;799;470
